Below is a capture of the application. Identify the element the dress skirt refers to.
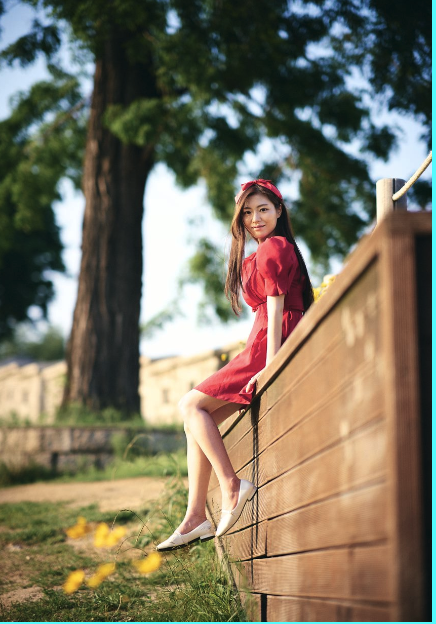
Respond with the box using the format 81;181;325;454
194;302;304;405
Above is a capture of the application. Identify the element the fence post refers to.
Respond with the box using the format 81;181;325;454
376;178;407;222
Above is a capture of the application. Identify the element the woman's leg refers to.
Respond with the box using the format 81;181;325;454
177;390;246;530
177;401;241;534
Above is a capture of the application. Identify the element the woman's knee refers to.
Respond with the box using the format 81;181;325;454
178;393;190;416
178;391;197;423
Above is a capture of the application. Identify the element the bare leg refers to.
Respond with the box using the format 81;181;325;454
177;401;242;534
177;390;246;532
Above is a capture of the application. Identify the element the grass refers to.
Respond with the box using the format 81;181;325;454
0;476;254;622
0;450;188;488
52;450;188;483
1;402;184;431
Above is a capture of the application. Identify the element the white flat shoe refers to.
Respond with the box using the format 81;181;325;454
156;520;215;552
215;479;257;538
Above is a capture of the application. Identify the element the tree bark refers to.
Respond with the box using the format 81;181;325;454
63;33;155;414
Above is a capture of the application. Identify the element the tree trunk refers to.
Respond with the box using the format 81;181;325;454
63;34;155;414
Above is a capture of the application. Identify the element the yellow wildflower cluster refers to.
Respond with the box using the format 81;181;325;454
63;563;116;594
132;551;162;575
62;516;163;595
86;562;116;588
94;522;127;548
63;570;85;595
65;516;92;539
313;274;336;303
65;517;126;547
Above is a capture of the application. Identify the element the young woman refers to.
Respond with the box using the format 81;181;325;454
157;179;314;551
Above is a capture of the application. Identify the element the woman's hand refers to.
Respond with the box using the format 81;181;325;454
245;368;266;393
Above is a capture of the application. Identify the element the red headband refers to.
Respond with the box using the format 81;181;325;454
235;179;283;203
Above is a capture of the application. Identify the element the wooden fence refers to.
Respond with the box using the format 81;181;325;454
206;210;431;622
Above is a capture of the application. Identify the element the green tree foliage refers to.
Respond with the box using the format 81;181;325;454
0;60;87;339
330;0;431;146
1;1;429;279
0;324;65;361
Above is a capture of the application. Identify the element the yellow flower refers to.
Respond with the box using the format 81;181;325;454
93;522;110;547
132;551;162;575
65;516;92;539
313;274;337;303
86;562;116;588
105;526;127;546
63;569;85;594
94;522;126;548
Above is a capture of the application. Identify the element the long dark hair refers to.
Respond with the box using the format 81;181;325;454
225;184;315;315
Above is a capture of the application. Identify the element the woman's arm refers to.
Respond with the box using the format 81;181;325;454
245;294;285;393
265;294;285;366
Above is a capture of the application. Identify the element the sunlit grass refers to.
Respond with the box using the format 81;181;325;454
0;476;251;622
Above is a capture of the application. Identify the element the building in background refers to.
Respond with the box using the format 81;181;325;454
139;340;245;425
0;340;246;425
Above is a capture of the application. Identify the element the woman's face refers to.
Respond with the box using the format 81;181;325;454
242;193;282;242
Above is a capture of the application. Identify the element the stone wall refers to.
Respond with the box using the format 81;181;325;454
0;426;186;473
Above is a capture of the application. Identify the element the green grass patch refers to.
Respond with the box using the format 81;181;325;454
53;450;188;483
0;476;253;622
0;450;187;488
0;502;130;545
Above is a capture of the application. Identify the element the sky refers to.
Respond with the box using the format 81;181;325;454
0;3;432;359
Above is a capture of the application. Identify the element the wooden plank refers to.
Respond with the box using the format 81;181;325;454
260;359;380;456
252;549;350;597
210;353;381;492
261;419;387;525
350;545;395;601
250;545;392;600
207;419;387;532
379;229;425;620
265;325;343;413
221;520;267;561
267;595;391;622
267;483;388;556
259;374;382;486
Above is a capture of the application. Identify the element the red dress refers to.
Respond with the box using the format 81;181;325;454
194;236;306;405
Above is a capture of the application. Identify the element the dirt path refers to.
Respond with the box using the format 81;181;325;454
0;476;170;512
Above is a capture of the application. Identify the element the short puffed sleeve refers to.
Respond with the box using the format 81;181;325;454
256;236;298;296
